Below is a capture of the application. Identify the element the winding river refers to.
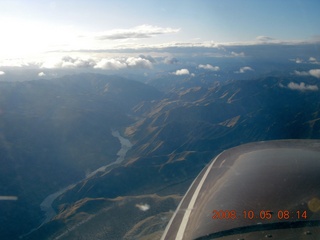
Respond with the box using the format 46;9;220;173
24;129;132;236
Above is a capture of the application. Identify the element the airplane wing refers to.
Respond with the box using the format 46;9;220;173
161;140;320;240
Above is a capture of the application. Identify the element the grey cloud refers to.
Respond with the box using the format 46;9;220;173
294;70;309;76
164;57;178;64
256;36;276;42
231;51;245;57
96;25;180;40
0;71;5;75
139;54;156;63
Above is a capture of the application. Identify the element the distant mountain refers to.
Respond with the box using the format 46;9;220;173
1;72;319;239
22;74;320;239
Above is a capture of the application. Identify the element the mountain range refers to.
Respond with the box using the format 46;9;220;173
0;73;319;239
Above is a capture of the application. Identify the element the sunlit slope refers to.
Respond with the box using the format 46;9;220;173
36;75;320;239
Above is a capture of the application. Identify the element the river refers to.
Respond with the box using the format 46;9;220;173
22;129;132;237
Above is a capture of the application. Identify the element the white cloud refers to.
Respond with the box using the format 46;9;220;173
309;57;317;62
94;58;127;70
287;82;318;91
174;69;190;75
41;56;96;69
96;25;180;40
198;64;220;71
236;66;254;73
94;57;153;70
294;69;320;78
0;71;5;75
295;58;304;64
40;55;154;70
309;69;320;78
126;57;153;69
61;56;96;68
38;72;46;77
135;203;150;211
309;57;320;64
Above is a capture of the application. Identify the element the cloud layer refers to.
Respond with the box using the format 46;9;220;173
96;25;180;40
40;56;154;70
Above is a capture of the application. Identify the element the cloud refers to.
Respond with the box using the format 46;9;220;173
61;56;96;68
164;57;178;64
198;64;220;71
0;71;5;75
236;66;254;73
96;25;180;40
289;58;304;63
135;203;150;211
126;57;153;68
0;196;18;201
286;82;318;91
94;57;153;70
309;57;317;62
38;72;46;77
256;36;276;42
231;51;245;57
294;70;309;76
41;56;96;69
309;57;320;64
40;55;154;70
294;69;320;78
94;58;127;70
139;54;156;63
310;69;320;78
174;69;190;75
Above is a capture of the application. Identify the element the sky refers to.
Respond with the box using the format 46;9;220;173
0;0;319;67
